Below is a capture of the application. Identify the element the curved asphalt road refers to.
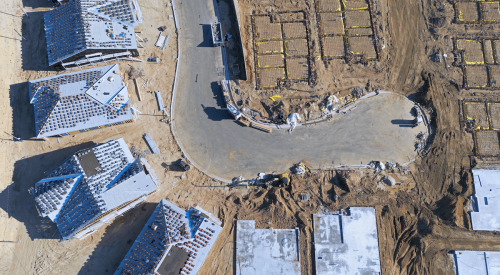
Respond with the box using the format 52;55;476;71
174;0;426;181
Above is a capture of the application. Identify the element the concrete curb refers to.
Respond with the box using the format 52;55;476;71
229;90;430;136
169;0;232;183
227;88;369;130
169;1;428;181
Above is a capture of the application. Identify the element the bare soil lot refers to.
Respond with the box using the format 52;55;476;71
2;0;500;274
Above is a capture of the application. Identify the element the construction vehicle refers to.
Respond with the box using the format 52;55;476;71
260;173;290;188
178;159;191;171
413;116;423;127
276;173;290;186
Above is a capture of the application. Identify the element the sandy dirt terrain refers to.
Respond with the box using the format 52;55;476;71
0;0;184;273
227;0;395;123
2;0;500;274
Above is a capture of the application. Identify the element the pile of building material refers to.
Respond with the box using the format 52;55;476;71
144;133;160;154
155;32;169;50
211;22;223;46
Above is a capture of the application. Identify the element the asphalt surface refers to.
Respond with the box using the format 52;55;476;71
173;0;426;181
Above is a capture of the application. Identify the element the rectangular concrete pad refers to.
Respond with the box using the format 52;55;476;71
493;41;500;63
287;58;309;80
452;250;500;275
283;23;307;39
489;66;500;88
484;40;495;64
277;12;304;22
475;131;500;155
324;36;345;57
258;68;286;88
346;27;373;36
285;39;309;56
466;66;489;88
457;2;480;22
465;102;489;129
313;207;381;275
258;54;285;68
236;220;300;275
318;0;341;12
344;0;369;10
348;36;377;58
344;11;372;28
255;16;282;41
457;39;484;64
489;103;500;129
470;169;500;231
483;2;500;22
320;13;344;35
257;41;283;55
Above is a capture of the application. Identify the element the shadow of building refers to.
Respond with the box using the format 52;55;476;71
22;12;56;71
197;24;214;48
22;0;54;9
0;142;95;240
217;0;247;80
10;82;36;140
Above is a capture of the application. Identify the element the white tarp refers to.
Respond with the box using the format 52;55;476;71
286;113;301;133
155;32;165;47
322;95;340;117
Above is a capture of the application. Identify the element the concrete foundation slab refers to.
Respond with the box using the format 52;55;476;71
236;220;300;275
470;169;500;231
313;207;381;275
451;250;500;275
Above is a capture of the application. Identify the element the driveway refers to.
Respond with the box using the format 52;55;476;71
173;0;426;181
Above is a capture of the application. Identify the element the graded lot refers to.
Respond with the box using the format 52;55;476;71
2;0;500;274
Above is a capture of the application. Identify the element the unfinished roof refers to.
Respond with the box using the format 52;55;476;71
76;149;102;177
114;199;222;275
470;169;500;231
236;220;300;275
44;0;142;65
29;64;132;138
313;207;381;275
29;138;157;240
452;250;500;275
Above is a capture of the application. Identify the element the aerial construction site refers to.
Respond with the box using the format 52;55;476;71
1;0;500;274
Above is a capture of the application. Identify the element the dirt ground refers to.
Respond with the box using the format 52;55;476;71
2;0;500;274
228;0;394;123
0;0;183;273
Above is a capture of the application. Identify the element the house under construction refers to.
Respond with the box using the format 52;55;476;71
29;64;133;139
44;0;143;70
29;138;159;240
114;199;222;275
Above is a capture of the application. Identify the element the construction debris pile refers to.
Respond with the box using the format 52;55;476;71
127;66;144;80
